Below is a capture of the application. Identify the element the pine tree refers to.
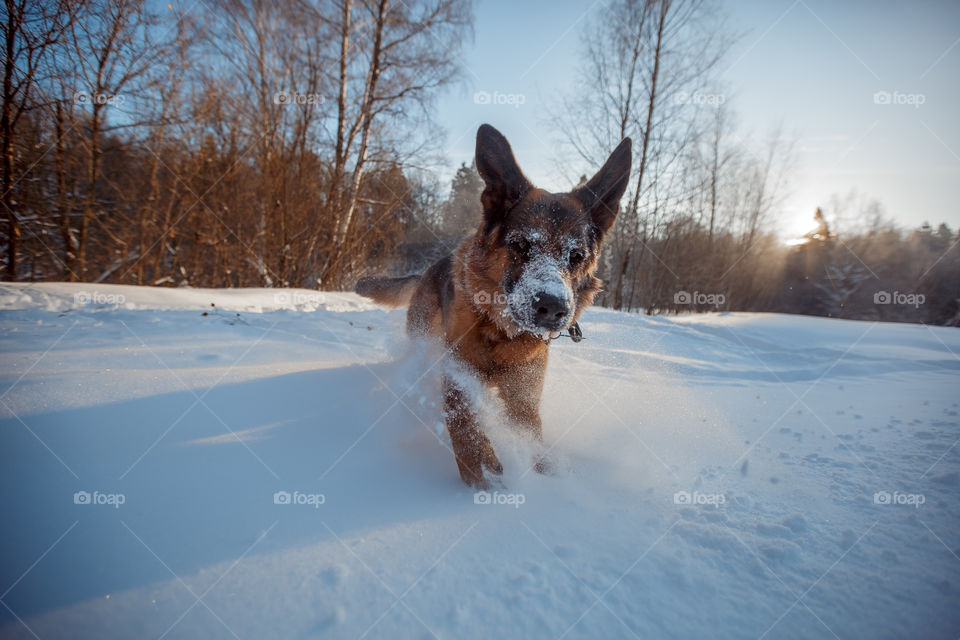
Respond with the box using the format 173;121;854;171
440;161;483;237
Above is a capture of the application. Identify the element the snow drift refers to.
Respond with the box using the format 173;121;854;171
0;283;958;639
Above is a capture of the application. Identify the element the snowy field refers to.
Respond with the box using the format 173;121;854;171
0;282;958;640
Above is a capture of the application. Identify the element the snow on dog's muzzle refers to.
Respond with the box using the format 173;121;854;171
507;255;574;333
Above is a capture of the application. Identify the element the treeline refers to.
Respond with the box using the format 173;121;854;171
546;0;959;326
611;207;960;325
3;0;957;325
2;0;470;288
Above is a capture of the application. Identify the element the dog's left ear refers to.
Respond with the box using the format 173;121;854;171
573;138;632;234
475;124;532;236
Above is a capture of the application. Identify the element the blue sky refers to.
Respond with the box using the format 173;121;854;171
433;0;960;238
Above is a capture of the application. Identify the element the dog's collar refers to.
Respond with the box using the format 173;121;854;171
541;321;583;344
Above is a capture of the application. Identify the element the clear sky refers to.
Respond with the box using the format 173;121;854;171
433;0;960;238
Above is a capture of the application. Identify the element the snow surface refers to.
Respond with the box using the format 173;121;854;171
1;282;958;639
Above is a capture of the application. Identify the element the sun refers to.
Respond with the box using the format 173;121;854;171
778;199;827;244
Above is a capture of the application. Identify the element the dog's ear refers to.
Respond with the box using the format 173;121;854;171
573;138;632;234
475;124;531;235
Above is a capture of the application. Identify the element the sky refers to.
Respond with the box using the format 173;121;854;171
433;0;960;239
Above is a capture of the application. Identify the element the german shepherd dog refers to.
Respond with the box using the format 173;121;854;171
356;124;632;489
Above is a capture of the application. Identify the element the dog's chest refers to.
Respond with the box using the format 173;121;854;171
456;323;545;378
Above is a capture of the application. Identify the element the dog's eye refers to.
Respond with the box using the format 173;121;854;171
569;249;586;267
509;237;530;256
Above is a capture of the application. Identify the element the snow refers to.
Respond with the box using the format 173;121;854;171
1;282;958;639
505;252;573;335
502;231;580;336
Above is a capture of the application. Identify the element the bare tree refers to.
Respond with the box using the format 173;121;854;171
1;0;72;279
65;0;166;279
311;0;472;288
551;0;733;309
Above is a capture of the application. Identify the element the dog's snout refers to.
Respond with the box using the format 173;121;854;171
532;293;569;327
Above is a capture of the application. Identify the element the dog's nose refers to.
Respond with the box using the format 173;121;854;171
532;293;569;327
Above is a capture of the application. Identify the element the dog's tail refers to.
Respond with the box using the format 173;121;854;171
355;274;421;308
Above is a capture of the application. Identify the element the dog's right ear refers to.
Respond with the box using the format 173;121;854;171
573;137;632;235
475;124;531;236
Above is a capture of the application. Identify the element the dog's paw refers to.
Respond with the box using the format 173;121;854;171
454;454;488;490
463;471;489;490
452;429;502;489
482;443;503;476
455;442;502;489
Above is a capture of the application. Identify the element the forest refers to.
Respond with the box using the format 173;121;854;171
3;0;957;324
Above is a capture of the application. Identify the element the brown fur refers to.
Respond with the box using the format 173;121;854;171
356;124;632;488
355;274;420;307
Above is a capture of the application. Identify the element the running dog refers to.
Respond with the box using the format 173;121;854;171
356;124;632;488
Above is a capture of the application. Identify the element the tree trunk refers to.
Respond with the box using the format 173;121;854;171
2;0;18;280
76;102;102;280
615;0;667;309
54;102;77;279
323;0;387;286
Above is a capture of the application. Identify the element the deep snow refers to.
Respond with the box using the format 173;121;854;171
0;283;958;639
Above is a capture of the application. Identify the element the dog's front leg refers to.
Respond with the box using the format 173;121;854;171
498;379;543;441
495;355;546;441
495;355;551;473
442;376;502;489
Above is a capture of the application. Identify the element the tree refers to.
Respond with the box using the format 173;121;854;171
65;0;166;279
440;161;482;237
1;0;72;279
550;0;733;310
309;0;473;288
